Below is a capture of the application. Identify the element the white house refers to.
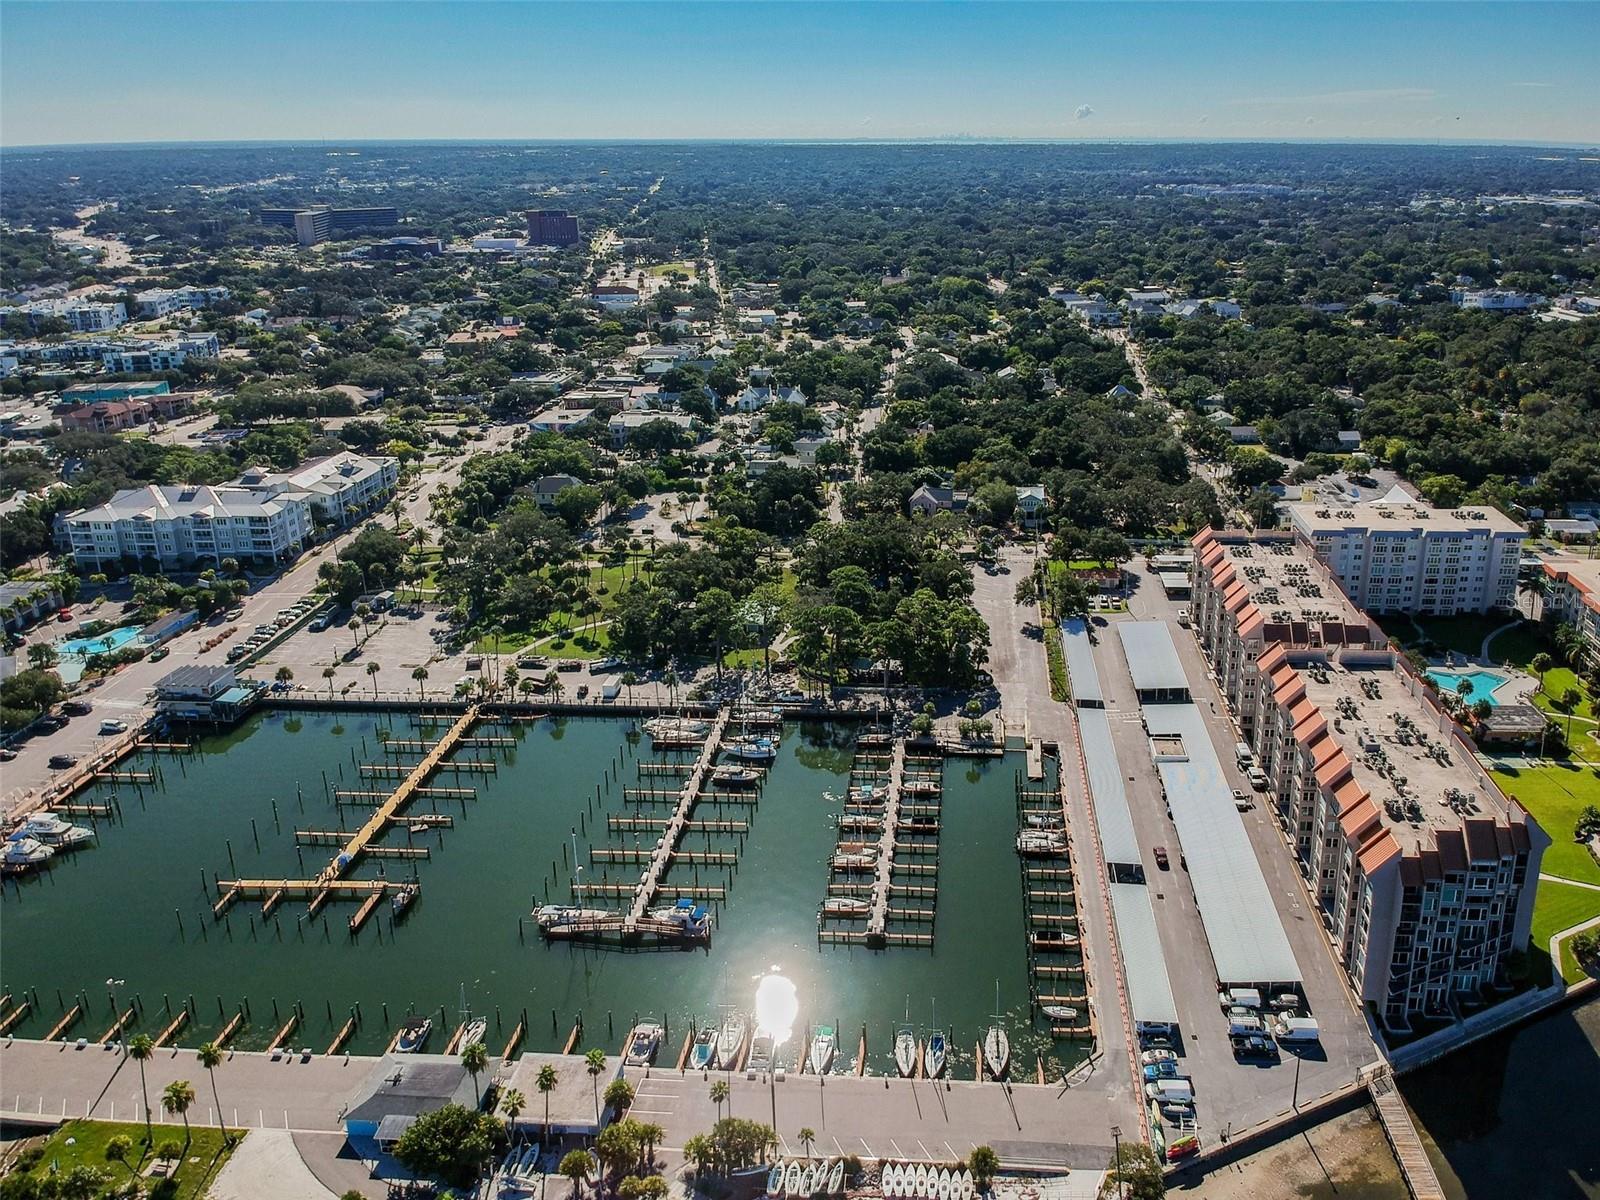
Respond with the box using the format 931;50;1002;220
1016;485;1048;529
134;286;232;317
529;405;598;434
592;285;641;311
734;384;806;414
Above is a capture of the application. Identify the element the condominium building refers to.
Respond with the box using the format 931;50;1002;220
234;451;399;528
101;333;221;373
64;484;311;569
1287;500;1525;616
0;299;127;332
259;206;401;247
1537;556;1600;665
524;210;581;246
134;286;232;317
1193;529;1548;1031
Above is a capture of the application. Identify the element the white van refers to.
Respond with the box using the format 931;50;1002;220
1227;1014;1265;1037
1234;741;1254;769
1218;987;1263;1010
1273;1016;1321;1044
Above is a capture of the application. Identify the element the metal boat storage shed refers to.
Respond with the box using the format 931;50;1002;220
1117;622;1191;702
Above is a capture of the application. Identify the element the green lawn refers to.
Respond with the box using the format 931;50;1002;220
468;558;655;653
1488;761;1600;884
12;1120;238;1200
1529;880;1600;983
1529;667;1597;722
648;261;697;278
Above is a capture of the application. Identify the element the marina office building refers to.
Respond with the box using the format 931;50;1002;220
1192;529;1548;1031
1287;499;1525;616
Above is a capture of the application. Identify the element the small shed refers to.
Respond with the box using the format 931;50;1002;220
344;1053;491;1146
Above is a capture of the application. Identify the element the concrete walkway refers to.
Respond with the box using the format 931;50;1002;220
1540;872;1600;893
1480;616;1525;662
210;1129;337;1200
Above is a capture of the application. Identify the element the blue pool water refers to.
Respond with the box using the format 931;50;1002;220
55;624;141;658
1427;668;1512;707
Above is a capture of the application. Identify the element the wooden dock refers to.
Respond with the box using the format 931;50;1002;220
327;1015;357;1055
267;1011;300;1054
1370;1070;1446;1200
96;1006;135;1045
153;1009;190;1047
624;708;731;934
215;1010;245;1047
864;741;908;941
0;1002;31;1036
45;1006;82;1042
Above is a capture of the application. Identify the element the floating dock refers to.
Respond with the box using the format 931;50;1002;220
1015;771;1089;1039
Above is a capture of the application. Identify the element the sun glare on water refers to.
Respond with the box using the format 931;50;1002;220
754;972;798;1048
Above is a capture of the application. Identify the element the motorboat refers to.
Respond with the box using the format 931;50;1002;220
395;1016;432;1053
768;1164;785;1195
924;1029;947;1078
982;1025;1010;1079
724;737;779;764
624;1021;663;1066
518;1145;540;1178
712;765;761;786
1022;811;1065;830
828;1160;845;1195
959;1173;975;1200
914;1165;930;1198
391;883;419;918
821;896;870;918
3;836;54;867
747;1031;774;1072
689;1026;718;1071
715;1013;747;1067
1040;1004;1079;1022
857;732;891;747
808;1024;837;1075
646;898;712;937
838;813;881;832
903;779;941;797
938;1169;953;1200
783;1161;803;1196
459;1017;488;1050
894;1026;918;1077
1015;830;1069;857
10;812;93;849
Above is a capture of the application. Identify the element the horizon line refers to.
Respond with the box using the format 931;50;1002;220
5;135;1599;154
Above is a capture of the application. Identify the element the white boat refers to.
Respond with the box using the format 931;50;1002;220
395;1015;431;1053
827;1160;845;1195
839;813;881;832
768;1164;784;1195
960;1172;975;1200
642;716;709;741
645;898;712;937
983;1026;1010;1079
712;765;761;786
747;1032;774;1072
903;779;941;796
884;1165;900;1196
830;848;877;871
689;1025;717;1070
783;1161;804;1195
3;836;54;867
822;896;870;918
894;1026;918;1077
808;1024;837;1075
915;1165;930;1197
459;1016;488;1049
924;1030;947;1078
624;1021;663;1066
716;1013;747;1066
1041;1004;1079;1021
1023;811;1065;830
10;812;93;849
534;904;616;929
1015;830;1069;857
391;883;419;918
724;736;779;764
938;1169;952;1200
803;1162;822;1194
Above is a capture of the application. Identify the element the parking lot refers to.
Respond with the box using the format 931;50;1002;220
1095;560;1380;1138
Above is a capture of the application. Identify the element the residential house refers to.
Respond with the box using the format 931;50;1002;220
1016;485;1048;529
734;383;806;414
531;474;584;509
908;484;970;517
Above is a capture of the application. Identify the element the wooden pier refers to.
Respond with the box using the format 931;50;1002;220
45;1006;81;1042
153;1009;190;1047
215;1010;245;1047
501;1016;525;1060
95;770;155;784
96;1006;135;1045
267;1011;300;1054
55;801;114;817
327;1015;357;1055
572;882;725;900
1370;1069;1447;1200
0;1002;32;1036
864;740;908;942
623;708;731;934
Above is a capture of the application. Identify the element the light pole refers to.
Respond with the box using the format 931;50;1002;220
1291;1052;1303;1111
1110;1124;1124;1200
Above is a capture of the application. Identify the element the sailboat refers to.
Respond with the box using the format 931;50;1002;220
715;1011;747;1068
983;980;1010;1080
455;983;487;1050
895;996;918;1078
808;1024;837;1075
924;998;947;1078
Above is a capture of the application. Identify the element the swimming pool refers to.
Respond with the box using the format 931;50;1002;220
1427;668;1513;707
55;624;142;658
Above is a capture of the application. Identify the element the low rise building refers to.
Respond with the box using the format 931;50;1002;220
234;452;399;528
1016;484;1048;529
343;1053;492;1150
101;332;221;373
1537;556;1600;665
733;383;805;413
531;473;584;508
528;405;598;434
1287;499;1525;616
908;483;970;517
592;285;641;311
134;286;231;317
608;410;695;448
64;483;311;569
1451;289;1545;311
0;298;127;333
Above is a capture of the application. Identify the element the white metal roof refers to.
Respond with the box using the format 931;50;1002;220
1078;709;1140;867
1109;882;1180;1026
1117;621;1188;694
1060;618;1102;706
1143;704;1302;986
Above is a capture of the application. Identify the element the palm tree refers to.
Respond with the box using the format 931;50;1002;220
412;666;429;701
501;1086;525;1140
366;661;382;699
636;1121;664;1172
683;1133;715;1179
547;671;565;704
323;666;337;699
1531;651;1554;694
797;1127;815;1160
27;642;58;671
462;1040;489;1107
585;1047;607;1122
162;1080;196;1148
967;1146;999;1194
560;1148;592;1199
196;1041;228;1141
621;671;638;704
709;1079;729;1122
274;666;294;688
128;1033;156;1143
537;1063;559;1144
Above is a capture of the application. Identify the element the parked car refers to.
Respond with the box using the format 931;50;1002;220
1141;1048;1177;1066
515;655;549;670
1231;1034;1278;1060
48;753;79;769
1249;767;1269;791
57;609;74;623
99;718;129;734
0;747;17;761
1153;846;1170;870
556;660;583;672
36;715;67;733
1232;787;1251;811
61;700;93;716
576;684;590;699
591;657;623;673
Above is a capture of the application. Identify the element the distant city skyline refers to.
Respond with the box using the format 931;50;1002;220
2;1;1597;148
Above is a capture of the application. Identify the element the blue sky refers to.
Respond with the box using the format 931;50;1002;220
3;2;1596;147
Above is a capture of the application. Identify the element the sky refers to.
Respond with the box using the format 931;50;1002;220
2;2;1596;148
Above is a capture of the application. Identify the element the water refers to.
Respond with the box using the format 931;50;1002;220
54;625;142;658
1401;995;1600;1200
1425;669;1513;707
1;711;1080;1075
